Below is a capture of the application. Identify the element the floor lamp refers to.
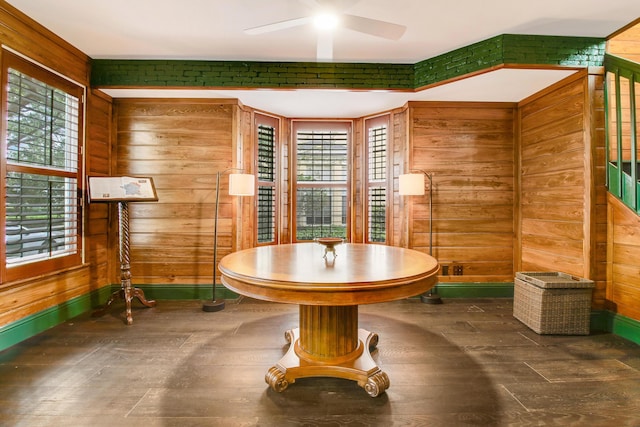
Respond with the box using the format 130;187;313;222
202;169;255;312
399;170;442;304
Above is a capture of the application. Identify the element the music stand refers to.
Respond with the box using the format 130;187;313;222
88;176;159;325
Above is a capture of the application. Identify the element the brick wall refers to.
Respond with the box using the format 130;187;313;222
91;60;415;89
414;35;605;88
91;35;606;90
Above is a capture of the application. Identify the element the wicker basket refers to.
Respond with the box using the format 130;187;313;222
513;272;594;335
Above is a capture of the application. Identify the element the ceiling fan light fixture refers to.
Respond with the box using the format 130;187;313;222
313;12;339;31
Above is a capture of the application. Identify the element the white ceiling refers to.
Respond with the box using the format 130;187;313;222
6;0;640;117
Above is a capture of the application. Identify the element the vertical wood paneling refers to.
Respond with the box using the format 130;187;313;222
352;118;364;243
519;73;592;279
280;119;291;244
237;106;255;251
114;99;246;285
407;102;515;282
588;71;609;309
86;89;113;291
391;108;409;248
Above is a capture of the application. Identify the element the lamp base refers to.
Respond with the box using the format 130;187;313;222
420;292;443;304
202;299;226;312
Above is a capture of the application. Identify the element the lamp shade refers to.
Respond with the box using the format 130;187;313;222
399;173;425;196
228;173;255;196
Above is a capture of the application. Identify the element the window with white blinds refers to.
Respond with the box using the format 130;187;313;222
2;50;83;282
366;117;388;243
256;116;277;244
294;122;350;241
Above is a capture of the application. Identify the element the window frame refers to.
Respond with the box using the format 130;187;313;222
0;50;84;284
364;115;390;244
291;120;352;242
255;113;279;246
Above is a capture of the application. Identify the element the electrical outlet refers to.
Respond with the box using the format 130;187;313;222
442;265;449;275
453;265;463;275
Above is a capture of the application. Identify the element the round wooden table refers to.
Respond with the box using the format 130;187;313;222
219;242;439;397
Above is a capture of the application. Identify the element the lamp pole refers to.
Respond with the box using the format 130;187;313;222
418;171;442;304
203;168;254;312
400;170;442;304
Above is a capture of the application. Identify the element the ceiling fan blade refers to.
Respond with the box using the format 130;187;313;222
244;16;311;35
341;14;406;40
316;32;333;61
313;0;360;9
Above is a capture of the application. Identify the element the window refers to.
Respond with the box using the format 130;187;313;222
256;114;277;245
1;50;83;282
293;121;350;241
366;116;389;243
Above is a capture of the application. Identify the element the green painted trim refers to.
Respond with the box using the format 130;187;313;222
589;310;640;345
119;284;240;301
91;34;605;90
430;282;514;298
130;283;515;301
0;286;112;352
608;312;640;345
4;284;638;352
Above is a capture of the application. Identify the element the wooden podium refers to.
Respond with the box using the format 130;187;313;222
88;176;159;325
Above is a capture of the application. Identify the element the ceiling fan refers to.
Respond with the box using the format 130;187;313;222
243;0;407;61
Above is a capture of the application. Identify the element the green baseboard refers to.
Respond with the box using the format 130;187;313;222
2;283;639;352
429;282;515;298
130;284;240;301
0;286;112;352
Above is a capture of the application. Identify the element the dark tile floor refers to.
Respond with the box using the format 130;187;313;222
1;297;639;426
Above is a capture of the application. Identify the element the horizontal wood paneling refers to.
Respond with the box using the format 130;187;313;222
608;194;640;320
114;99;247;286
0;4;98;328
0;267;94;326
407;102;515;282
608;21;640;63
518;75;589;278
0;2;88;85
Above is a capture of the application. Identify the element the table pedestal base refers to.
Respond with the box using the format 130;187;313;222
265;327;390;397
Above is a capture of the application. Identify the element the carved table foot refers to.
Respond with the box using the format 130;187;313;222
265;328;390;397
91;287;156;325
132;287;157;308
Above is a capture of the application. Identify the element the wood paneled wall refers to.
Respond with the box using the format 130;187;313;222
589;70;609;309
0;1;110;326
86;89;114;288
406;102;516;283
0;1;88;84
351;118;365;243
113;99;251;286
608;21;640;63
607;193;640;320
391;108;409;249
517;70;607;308
518;74;589;276
0;2;110;328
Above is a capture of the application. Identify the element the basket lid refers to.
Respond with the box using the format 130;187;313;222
516;271;595;289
